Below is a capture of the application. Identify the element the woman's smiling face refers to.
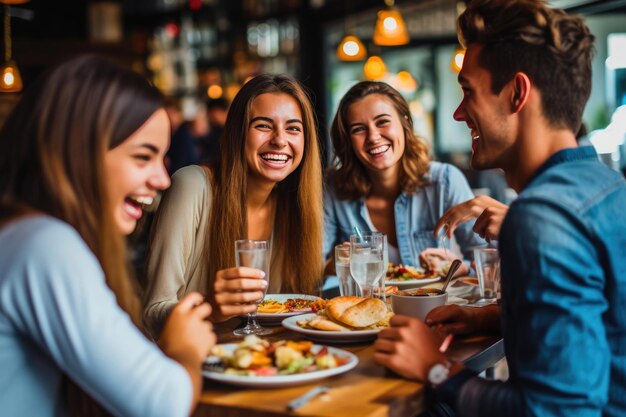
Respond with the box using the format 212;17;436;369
346;94;406;175
245;92;305;186
104;109;171;235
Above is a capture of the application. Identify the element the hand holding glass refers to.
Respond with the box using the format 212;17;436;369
233;240;271;336
349;234;385;299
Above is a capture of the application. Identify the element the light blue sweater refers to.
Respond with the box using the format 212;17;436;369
0;216;191;417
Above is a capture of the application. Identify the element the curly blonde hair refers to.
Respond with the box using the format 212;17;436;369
458;0;594;132
327;81;431;200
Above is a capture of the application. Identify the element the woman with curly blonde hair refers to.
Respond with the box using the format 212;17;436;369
324;81;484;274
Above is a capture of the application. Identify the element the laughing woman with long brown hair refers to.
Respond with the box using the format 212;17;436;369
0;55;215;416
143;74;323;337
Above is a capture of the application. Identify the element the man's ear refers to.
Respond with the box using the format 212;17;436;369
511;72;531;113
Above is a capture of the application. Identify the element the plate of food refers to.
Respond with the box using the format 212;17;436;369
281;296;392;343
203;335;358;387
255;294;322;326
385;264;441;288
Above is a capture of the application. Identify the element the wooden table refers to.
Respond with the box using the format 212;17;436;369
194;320;503;417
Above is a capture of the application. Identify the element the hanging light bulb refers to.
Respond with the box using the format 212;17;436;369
336;35;367;61
363;56;387;80
373;0;409;46
450;47;466;73
0;61;22;92
0;2;25;93
391;70;418;93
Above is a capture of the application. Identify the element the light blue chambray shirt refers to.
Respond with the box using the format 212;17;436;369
323;161;487;265
499;146;626;417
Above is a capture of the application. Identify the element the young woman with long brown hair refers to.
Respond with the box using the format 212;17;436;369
143;74;323;337
324;81;485;275
0;55;215;416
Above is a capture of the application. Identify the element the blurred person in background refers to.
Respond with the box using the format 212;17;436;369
165;98;203;175
0;55;215;417
143;74;323;338
374;1;626;416
200;97;229;164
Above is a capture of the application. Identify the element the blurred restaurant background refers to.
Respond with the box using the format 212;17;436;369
3;0;626;184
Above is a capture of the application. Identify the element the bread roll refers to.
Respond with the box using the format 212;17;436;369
307;316;351;331
327;296;387;328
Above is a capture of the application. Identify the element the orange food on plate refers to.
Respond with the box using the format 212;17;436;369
257;298;318;314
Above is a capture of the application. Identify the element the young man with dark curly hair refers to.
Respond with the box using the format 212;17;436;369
373;1;626;416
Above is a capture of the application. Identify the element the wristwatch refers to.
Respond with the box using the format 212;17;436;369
427;361;452;386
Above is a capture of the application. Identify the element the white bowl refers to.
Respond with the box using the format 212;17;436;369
391;290;448;321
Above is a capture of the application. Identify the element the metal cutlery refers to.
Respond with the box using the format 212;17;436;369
286;385;330;412
440;259;463;294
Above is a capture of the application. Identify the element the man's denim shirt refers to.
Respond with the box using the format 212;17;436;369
323;161;486;264
499;146;626;417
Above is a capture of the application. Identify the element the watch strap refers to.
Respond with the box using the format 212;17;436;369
427;368;478;410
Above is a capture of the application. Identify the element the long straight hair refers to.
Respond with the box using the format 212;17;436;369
204;74;323;294
0;55;164;321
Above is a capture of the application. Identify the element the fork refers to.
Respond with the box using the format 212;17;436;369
287;385;330;411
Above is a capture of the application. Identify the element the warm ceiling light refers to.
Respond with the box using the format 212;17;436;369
336;35;367;61
373;0;409;46
0;3;24;93
392;70;418;93
207;84;223;99
450;47;466;72
0;60;22;92
363;56;387;80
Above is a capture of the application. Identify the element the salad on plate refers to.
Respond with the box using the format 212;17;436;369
208;335;351;377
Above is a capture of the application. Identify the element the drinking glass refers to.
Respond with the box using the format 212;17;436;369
349;234;385;299
474;248;500;303
233;240;271;336
335;243;360;296
369;232;388;305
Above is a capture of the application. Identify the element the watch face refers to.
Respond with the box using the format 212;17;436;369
428;363;450;385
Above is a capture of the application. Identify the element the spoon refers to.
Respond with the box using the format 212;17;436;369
440;259;463;294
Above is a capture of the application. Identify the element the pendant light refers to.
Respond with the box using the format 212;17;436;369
337;34;367;61
0;1;27;93
373;0;409;47
363;55;387;80
392;70;418;93
336;1;366;62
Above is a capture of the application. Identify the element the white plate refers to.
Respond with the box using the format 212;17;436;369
281;313;381;344
254;294;319;326
203;343;358;388
386;276;441;288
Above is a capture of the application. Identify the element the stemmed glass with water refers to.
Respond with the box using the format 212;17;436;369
233;239;271;336
349;234;385;299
